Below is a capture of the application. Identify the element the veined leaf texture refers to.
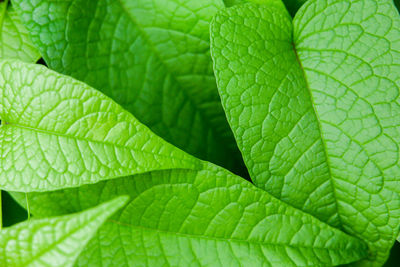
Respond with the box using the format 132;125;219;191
12;0;247;175
211;0;400;265
0;196;129;267
0;0;399;266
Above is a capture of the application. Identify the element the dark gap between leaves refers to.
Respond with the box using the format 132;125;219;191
36;58;47;66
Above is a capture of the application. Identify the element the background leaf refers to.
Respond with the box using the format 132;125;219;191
1;191;27;227
0;60;202;192
0;196;128;267
10;165;368;267
210;1;400;265
11;0;247;176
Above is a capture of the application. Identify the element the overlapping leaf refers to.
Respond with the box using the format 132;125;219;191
12;0;247;174
0;1;39;62
0;196;128;267
0;60;202;192
11;165;368;266
210;1;400;265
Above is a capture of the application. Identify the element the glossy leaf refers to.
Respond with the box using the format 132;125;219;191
12;0;246;174
10;165;368;266
210;1;400;265
0;196;129;267
0;1;40;62
0;60;202;192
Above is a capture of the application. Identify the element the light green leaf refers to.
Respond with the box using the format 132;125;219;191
0;1;40;62
210;1;400;265
0;59;202;192
0;196;129;267
11;165;368;266
11;0;246;175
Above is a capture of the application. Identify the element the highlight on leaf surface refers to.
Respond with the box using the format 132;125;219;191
0;196;129;267
0;59;202;192
12;0;247;176
210;0;400;265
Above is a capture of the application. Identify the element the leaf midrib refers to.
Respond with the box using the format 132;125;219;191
108;219;363;252
1;122;199;167
17;210;110;266
115;0;232;153
291;41;343;230
19;220;89;266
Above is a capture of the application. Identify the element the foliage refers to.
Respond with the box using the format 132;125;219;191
0;0;399;266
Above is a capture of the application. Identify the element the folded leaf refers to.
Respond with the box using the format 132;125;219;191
10;165;368;266
0;60;202;192
0;1;40;62
0;196;129;267
210;1;400;265
11;0;246;175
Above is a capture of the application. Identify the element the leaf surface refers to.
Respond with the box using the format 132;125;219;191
0;60;201;192
210;1;400;265
223;0;306;15
12;0;246;174
11;165;368;267
0;196;128;267
0;1;39;62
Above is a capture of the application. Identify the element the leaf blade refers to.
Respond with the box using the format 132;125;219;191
0;2;40;62
0;196;129;267
210;1;400;265
11;0;246;174
0;59;201;192
10;165;368;266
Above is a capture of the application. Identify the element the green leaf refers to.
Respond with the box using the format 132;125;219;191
0;59;202;192
223;0;306;16
210;1;400;265
224;0;285;7
0;196;129;267
0;1;40;62
1;191;27;227
10;165;368;266
11;0;246;175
